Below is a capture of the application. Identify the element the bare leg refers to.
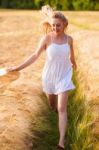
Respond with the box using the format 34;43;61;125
58;91;68;148
47;94;58;112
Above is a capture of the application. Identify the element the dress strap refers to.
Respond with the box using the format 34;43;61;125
66;35;68;44
50;33;53;44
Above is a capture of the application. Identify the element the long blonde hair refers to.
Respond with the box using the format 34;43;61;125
41;5;68;33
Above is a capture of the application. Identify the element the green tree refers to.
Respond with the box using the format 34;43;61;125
0;0;99;10
34;0;45;9
0;0;9;7
72;0;91;10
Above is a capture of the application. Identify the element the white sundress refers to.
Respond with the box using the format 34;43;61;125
41;37;75;95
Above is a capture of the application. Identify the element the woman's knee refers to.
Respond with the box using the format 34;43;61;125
58;92;68;113
58;106;66;113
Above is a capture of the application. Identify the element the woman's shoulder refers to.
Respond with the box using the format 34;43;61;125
66;34;73;41
66;34;73;44
41;32;52;44
45;32;52;39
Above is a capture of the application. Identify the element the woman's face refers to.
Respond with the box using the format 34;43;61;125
51;18;65;34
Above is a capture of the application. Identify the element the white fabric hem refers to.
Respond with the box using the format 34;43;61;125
42;86;75;95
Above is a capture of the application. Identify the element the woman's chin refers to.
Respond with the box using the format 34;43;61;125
54;31;61;35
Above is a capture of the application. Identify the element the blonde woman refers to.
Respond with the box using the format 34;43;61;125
8;5;77;150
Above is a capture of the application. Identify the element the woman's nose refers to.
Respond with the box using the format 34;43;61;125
54;26;57;30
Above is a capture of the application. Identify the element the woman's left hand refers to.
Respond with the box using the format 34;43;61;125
72;63;77;70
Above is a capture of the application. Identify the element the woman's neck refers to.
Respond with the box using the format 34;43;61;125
54;32;66;38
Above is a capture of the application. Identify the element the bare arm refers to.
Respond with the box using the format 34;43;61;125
69;36;77;70
8;36;47;71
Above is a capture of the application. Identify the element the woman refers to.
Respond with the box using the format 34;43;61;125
8;5;77;150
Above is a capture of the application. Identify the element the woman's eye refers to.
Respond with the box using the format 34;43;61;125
52;24;61;27
53;24;56;27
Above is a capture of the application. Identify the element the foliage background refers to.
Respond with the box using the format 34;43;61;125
0;0;99;10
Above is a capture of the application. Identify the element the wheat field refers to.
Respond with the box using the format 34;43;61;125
0;10;99;150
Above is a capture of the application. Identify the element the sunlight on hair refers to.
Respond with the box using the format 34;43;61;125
41;5;54;18
40;5;68;33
